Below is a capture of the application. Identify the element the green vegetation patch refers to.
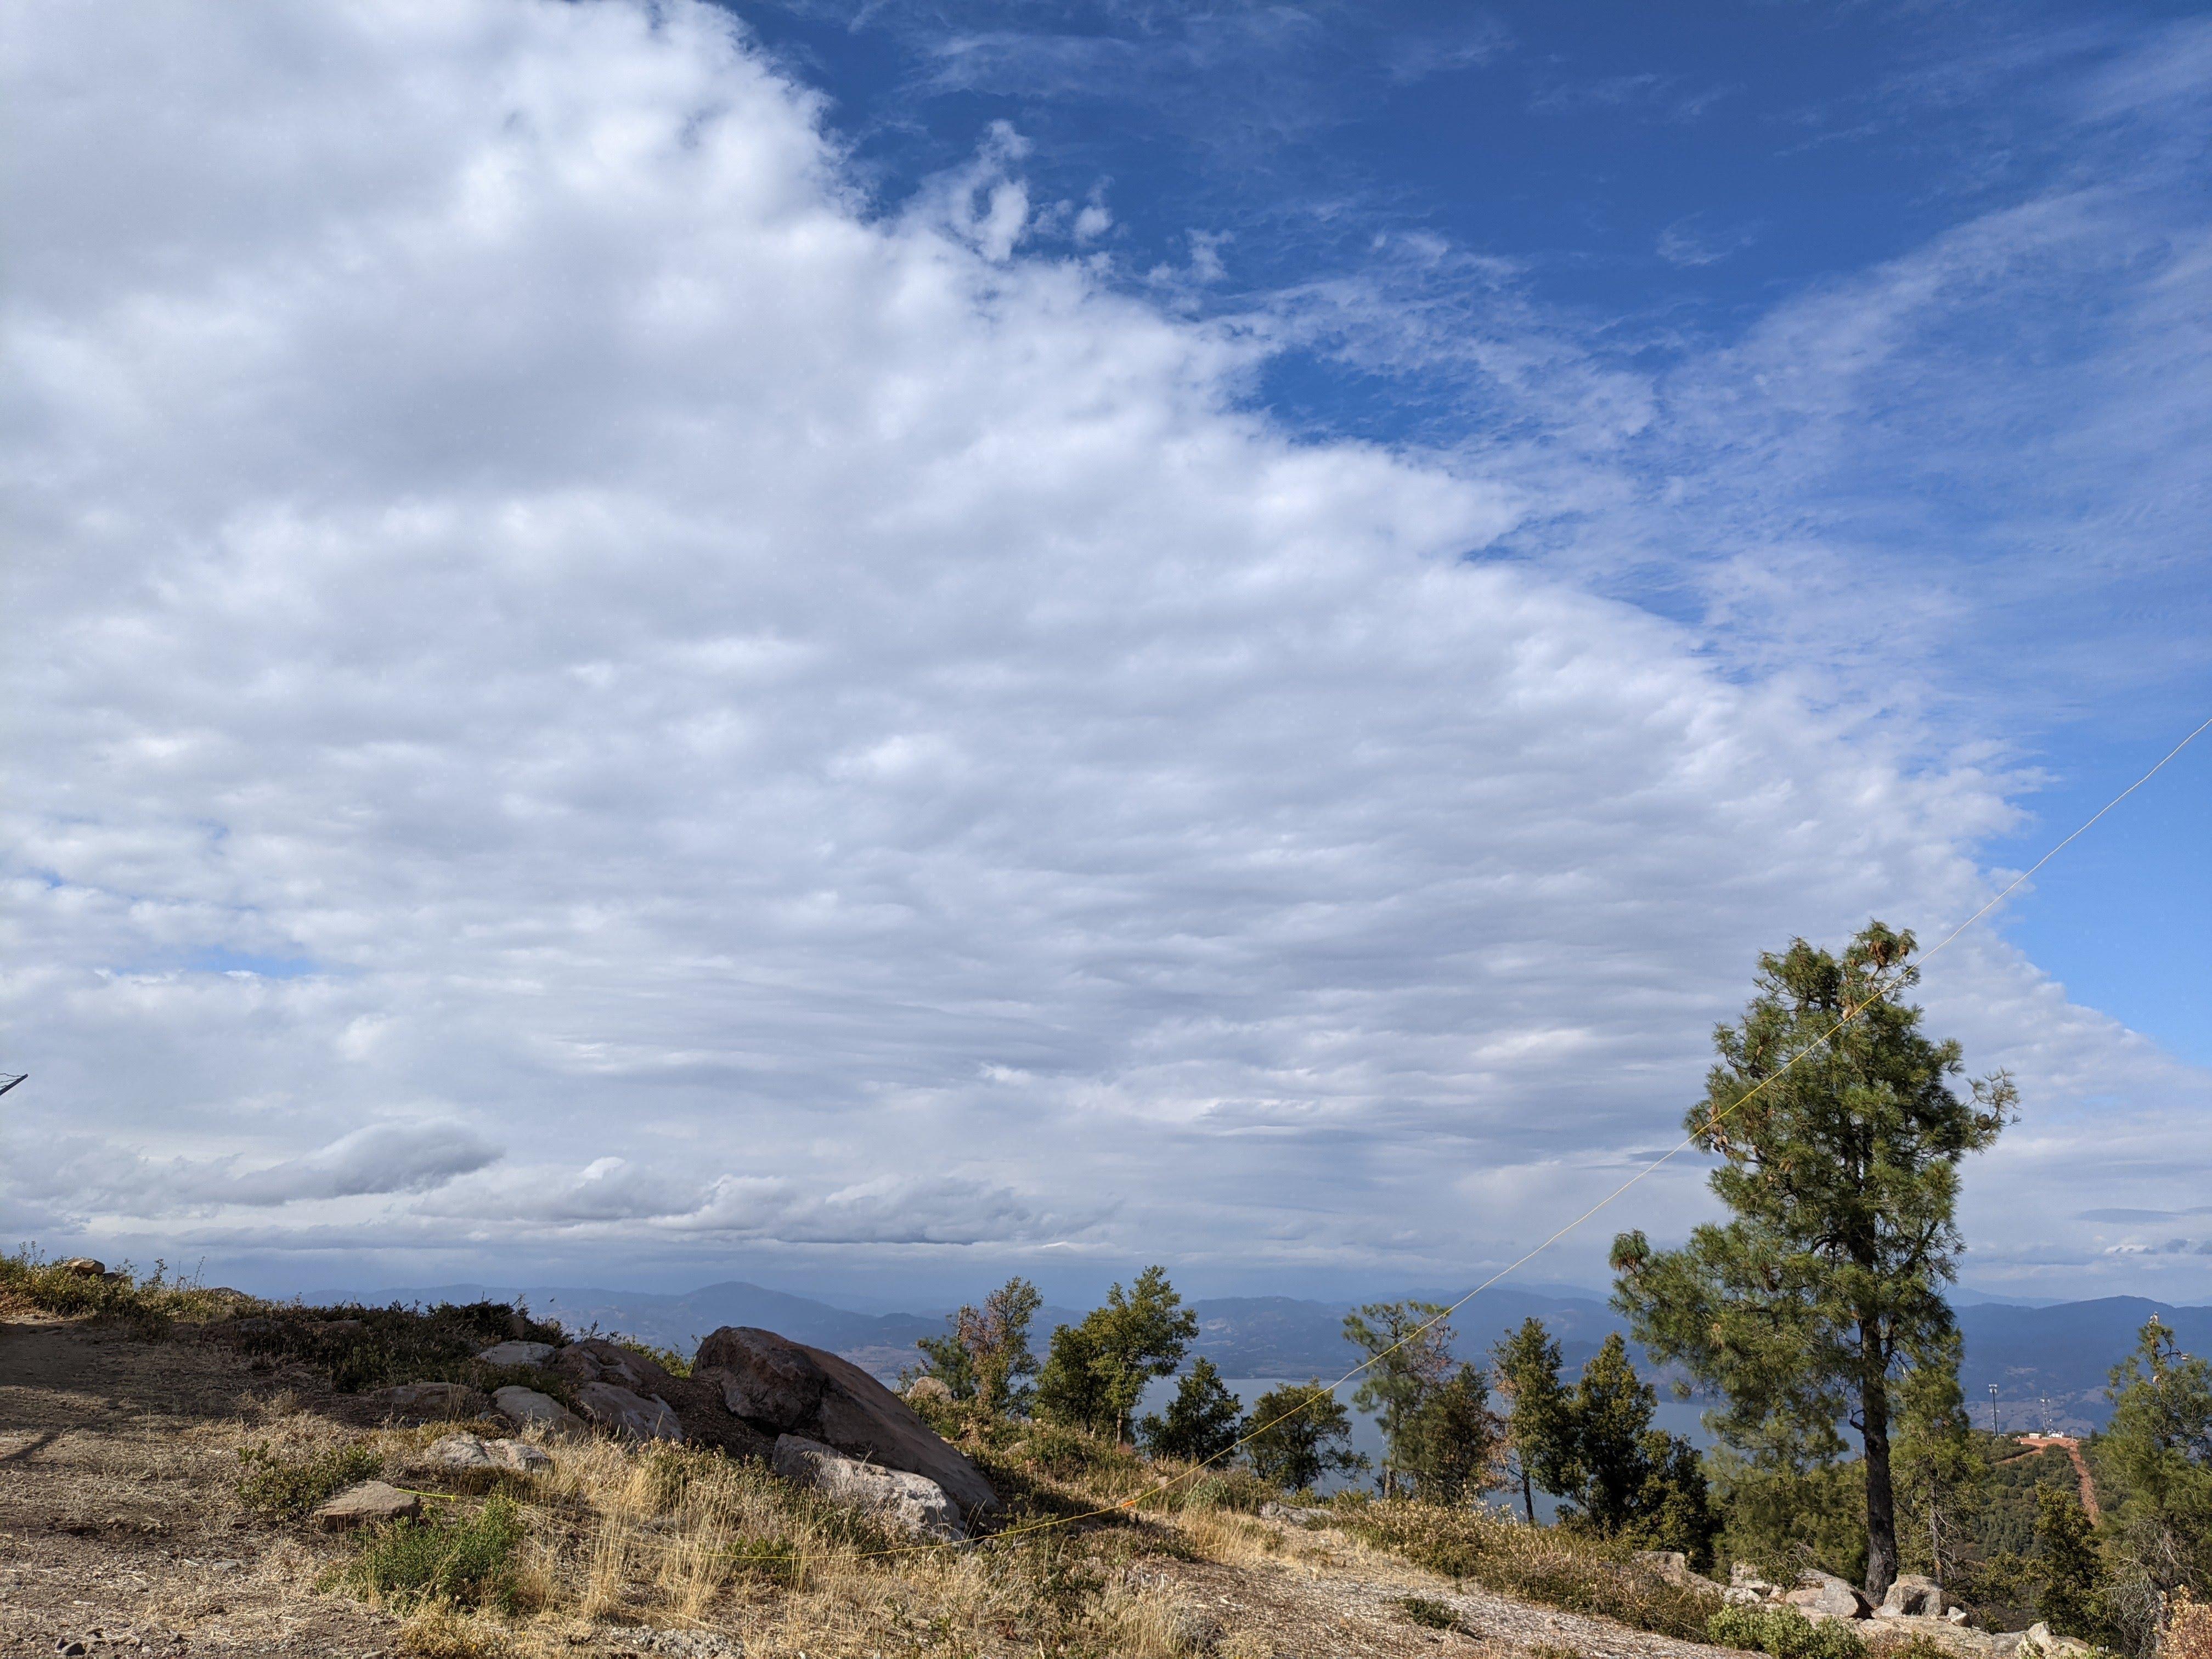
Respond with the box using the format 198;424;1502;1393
335;1494;528;1613
1708;1604;1867;1659
235;1440;386;1518
1398;1595;1460;1629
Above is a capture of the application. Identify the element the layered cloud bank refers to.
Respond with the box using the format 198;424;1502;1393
3;1;2204;1298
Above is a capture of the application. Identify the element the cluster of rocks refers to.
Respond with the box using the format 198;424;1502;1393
1721;1562;1967;1623
1627;1555;2096;1658
363;1324;997;1541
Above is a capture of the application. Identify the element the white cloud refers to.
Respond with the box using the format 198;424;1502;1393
2;0;2205;1300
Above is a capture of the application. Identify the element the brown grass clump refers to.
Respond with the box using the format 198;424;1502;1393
1332;1497;1721;1641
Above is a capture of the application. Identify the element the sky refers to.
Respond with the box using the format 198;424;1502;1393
2;0;2208;1311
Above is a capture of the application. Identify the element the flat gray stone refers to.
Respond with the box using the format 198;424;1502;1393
424;1431;552;1473
476;1340;557;1368
312;1480;420;1531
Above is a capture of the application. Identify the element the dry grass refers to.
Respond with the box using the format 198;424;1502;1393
1332;1497;1722;1643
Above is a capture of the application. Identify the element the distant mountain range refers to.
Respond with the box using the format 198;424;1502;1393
340;1279;2207;1435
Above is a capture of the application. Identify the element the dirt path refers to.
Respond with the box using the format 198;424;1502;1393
2015;1434;2101;1521
0;1314;400;1658
1143;1541;1742;1659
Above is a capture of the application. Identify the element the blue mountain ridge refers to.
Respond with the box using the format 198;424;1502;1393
336;1280;2207;1432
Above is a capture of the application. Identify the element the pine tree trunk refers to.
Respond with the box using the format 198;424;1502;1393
1860;1355;1900;1600
1521;1462;1534;1523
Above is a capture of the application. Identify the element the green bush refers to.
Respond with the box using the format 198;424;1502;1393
1708;1602;1867;1659
223;1299;566;1393
1400;1596;1460;1629
235;1440;385;1517
337;1494;527;1613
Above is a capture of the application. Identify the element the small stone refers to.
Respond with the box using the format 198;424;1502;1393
477;1340;557;1368
311;1481;421;1531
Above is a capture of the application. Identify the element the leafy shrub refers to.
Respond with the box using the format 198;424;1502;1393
338;1494;528;1613
2166;1591;2212;1659
1708;1602;1867;1659
236;1440;385;1517
723;1535;804;1587
222;1299;565;1393
1339;1500;1719;1642
1874;1636;1959;1659
1400;1596;1459;1629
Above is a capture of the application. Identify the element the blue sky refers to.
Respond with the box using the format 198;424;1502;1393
2;0;2207;1307
733;0;2212;1059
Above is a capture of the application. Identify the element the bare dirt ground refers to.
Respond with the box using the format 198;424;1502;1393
0;1312;401;1657
0;1313;1737;1659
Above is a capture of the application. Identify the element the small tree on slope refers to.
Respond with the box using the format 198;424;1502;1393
1610;921;2014;1600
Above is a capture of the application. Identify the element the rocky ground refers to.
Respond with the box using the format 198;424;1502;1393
0;1308;1764;1659
0;1305;2053;1659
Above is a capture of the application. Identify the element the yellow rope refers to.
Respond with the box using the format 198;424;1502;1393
850;712;2212;1559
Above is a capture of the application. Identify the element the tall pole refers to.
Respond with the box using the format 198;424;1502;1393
1988;1383;2000;1435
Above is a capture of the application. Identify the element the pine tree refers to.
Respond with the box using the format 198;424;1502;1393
2033;1486;2112;1642
1551;1333;1718;1565
1035;1266;1198;1443
1493;1317;1573;1521
1398;1362;1503;1505
1140;1357;1246;1463
2101;1318;2212;1600
913;1276;1042;1415
1244;1380;1368;1493
1344;1300;1454;1495
1893;1334;1982;1583
1611;921;2015;1599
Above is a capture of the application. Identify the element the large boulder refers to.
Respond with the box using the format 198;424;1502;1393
1634;1550;1722;1593
694;1327;997;1517
1786;1571;1872;1620
476;1340;556;1368
774;1434;968;1541
577;1380;686;1441
549;1339;769;1458
493;1385;586;1436
1881;1574;1950;1618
